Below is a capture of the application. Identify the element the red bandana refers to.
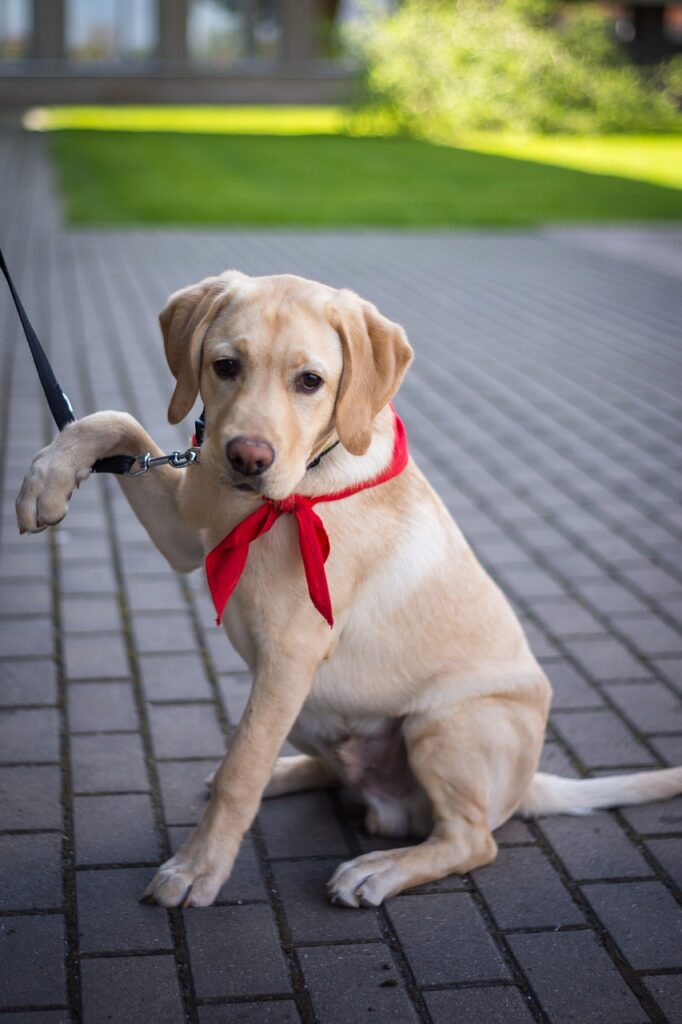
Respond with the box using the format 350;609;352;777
205;411;408;628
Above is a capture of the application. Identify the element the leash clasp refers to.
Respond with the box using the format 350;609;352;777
125;447;200;477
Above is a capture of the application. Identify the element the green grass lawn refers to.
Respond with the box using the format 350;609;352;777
39;105;682;227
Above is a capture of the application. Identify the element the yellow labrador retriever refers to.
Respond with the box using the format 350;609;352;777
16;271;682;909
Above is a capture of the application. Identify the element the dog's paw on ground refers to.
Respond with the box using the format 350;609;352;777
327;851;403;908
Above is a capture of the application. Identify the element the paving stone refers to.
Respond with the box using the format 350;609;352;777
149;703;225;760
61;595;121;633
202;627;248;673
0;915;66;1009
538;812;651;880
644;837;682;889
649;733;682;765
74;794;159;865
563;636;650;682
604;681;682;735
539;741;580;777
0;764;62;829
620;795;682;835
157;759;217;825
611;613;682;657
583;880;682;970
68;681;138;732
0;580;52;616
259;791;351;858
0;546;51;579
217;673;251;724
575;579;647;615
529;597;604;637
495;563;566;599
168;829;267;903
184;905;291;998
388;892;511;984
425;987;535;1024
0;1013;70;1023
545;659;605;709
551;710;653;768
299;943;419;1024
60;561;117;595
198;1004;300;1024
70;732;149;793
622;563;682;597
653;657;682;695
0;833;63;910
80;955;184;1024
76;868;173;952
0;657;57;706
643;975;682;1024
63;632;129;679
472;846;584;929
494;818;535;845
0;616;53;657
272;859;382;943
132;611;196;653
508;929;648;1024
139;651;212;700
0;707;59;763
126;577;188;612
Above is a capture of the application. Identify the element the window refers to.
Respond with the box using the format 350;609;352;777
0;0;30;60
66;0;157;63
188;0;281;65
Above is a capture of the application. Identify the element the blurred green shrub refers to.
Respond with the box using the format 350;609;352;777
345;0;681;135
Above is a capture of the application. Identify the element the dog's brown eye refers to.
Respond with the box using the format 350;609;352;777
298;372;323;393
213;358;240;380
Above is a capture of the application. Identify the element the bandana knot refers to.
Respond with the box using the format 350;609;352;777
205;410;408;630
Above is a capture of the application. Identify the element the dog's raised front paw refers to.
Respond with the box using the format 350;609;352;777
16;447;90;534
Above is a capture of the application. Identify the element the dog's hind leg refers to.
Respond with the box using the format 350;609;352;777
328;680;549;907
205;754;336;797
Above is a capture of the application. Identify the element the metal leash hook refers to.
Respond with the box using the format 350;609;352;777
126;447;201;477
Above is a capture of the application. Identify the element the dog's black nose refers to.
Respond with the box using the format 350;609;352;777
226;436;275;477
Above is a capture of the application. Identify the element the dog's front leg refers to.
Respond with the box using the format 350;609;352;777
15;411;203;571
144;646;323;908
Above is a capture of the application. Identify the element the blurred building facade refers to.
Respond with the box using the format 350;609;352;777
0;0;352;105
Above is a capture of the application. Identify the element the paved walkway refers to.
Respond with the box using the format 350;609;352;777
0;130;681;1024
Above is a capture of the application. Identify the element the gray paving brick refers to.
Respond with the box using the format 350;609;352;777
0;707;59;763
644;837;682;889
149;703;225;759
184;905;291;998
0;833;62;910
61;595;121;633
654;657;682;696
495;563;566;599
202;627;248;672
80;955;184;1024
0;657;57;706
70;732;149;793
551;710;653;768
388;892;511;984
0;581;51;616
538;812;652;880
425;987;535;1024
259;791;351;858
649;733;682;766
125;577;188;612
139;651;212;700
473;846;584;929
132;611;196;653
545;659;605;709
157;760;216;825
529;596;604;638
198;1004;300;1024
218;673;251;724
583;880;682;970
508;929;647;1024
0;546;51;579
0;764;62;829
0;1013;69;1023
60;561;117;595
643;975;682;1024
272;859;382;943
68;681;138;732
167;827;267;905
612;613;682;657
300;943;420;1024
563;636;650;682
621;795;682;835
0;617;53;658
575;579;647;615
74;794;159;865
494;818;535;845
76;867;173;952
0;915;66;1009
539;741;580;777
63;632;128;679
605;681;682;735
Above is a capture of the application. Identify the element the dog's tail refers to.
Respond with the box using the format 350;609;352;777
518;766;682;817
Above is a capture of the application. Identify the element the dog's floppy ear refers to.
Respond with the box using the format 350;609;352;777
159;272;245;424
328;293;413;456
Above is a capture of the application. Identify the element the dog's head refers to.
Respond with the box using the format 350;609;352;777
159;271;413;499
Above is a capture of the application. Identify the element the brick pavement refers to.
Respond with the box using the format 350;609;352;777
0;130;680;1023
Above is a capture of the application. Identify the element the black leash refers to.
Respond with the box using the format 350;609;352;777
1;246;336;478
0;246;200;476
